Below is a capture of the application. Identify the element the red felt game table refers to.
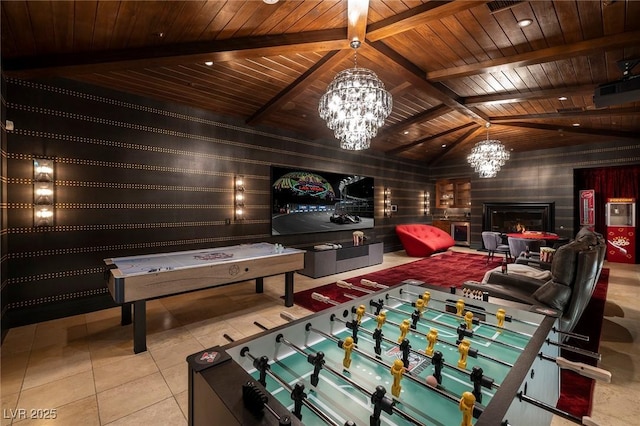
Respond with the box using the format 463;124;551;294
104;242;305;353
187;282;571;426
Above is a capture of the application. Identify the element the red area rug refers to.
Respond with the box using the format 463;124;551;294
293;251;609;419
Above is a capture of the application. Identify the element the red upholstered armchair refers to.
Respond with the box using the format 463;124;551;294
395;224;455;257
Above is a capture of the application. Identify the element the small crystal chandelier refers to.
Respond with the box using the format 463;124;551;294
467;123;510;178
318;40;392;150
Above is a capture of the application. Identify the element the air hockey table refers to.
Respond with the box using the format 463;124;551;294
187;282;582;426
104;242;305;353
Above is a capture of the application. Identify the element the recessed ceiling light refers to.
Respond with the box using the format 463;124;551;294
572;123;580;127
263;0;279;4
558;96;568;101
204;61;214;66
518;19;533;28
441;144;447;148
403;130;409;135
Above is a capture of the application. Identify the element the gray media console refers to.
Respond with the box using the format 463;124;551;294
298;242;383;278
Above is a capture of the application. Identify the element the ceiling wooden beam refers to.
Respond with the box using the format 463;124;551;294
366;1;488;41
348;0;369;43
426;30;640;81
498;121;640;140
386;122;477;155
246;49;353;126
490;106;640;122
3;28;349;79
463;84;596;106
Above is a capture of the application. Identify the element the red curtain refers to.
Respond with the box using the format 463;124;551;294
575;165;640;245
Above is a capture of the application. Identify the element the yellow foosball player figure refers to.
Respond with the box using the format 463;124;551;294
464;311;474;330
398;318;411;343
425;328;438;356
459;391;476;426
457;339;471;369
355;304;366;324
421;291;431;307
456;299;465;316
376;312;387;329
496;308;506;332
341;336;354;369
414;298;425;316
390;358;405;398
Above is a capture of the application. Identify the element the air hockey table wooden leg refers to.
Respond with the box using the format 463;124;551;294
133;300;147;354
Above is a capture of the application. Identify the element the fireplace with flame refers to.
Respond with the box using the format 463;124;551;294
482;202;555;234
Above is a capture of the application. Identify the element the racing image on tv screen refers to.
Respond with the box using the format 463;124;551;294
271;166;374;236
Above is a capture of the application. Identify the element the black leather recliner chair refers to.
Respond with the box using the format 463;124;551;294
465;227;606;334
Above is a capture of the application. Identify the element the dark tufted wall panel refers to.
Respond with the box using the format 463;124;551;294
2;77;434;328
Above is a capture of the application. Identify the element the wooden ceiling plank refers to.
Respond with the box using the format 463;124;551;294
246;49;353;125
297;1;345;33
426;30;640;81
576;1;603;40
468;3;518;58
25;1;55;55
51;1;75;54
528;0;563;48
91;1;122;51
366;1;488;42
602;0;626;36
0;1;34;57
553;0;583;44
72;1;98;53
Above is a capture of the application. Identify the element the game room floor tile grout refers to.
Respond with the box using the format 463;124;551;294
1;247;638;425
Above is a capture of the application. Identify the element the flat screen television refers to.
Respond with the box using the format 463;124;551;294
271;166;375;236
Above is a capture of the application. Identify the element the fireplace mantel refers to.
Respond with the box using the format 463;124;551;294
482;202;555;234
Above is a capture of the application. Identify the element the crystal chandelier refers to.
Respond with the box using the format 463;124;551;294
467;123;510;178
318;40;392;150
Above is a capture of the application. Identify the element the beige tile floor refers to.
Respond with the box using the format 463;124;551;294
1;247;638;425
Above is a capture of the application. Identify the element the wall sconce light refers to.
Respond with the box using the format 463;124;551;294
424;191;430;215
384;187;391;217
34;158;54;227
234;175;245;221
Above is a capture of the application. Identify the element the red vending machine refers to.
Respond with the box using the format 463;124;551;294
605;197;636;263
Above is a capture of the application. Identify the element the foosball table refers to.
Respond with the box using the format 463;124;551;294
187;280;609;426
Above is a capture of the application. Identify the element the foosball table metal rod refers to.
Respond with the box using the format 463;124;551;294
516;391;601;426
305;323;485;420
240;348;342;426
274;334;425;426
544;339;602;361
552;327;590;342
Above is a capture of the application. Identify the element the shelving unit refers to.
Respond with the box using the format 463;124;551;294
436;178;471;208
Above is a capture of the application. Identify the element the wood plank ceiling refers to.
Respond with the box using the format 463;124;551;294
2;0;640;164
